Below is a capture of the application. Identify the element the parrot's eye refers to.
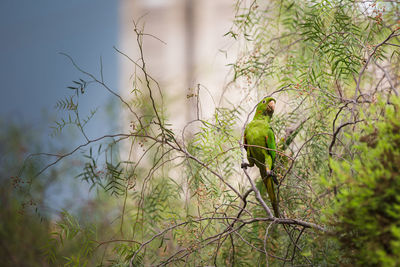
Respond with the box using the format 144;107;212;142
262;100;266;104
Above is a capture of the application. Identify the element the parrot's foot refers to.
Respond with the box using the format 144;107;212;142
266;170;279;185
241;162;250;169
272;175;279;185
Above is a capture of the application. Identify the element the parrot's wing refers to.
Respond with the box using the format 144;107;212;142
266;128;276;164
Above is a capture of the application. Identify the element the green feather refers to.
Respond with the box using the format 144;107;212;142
244;97;279;217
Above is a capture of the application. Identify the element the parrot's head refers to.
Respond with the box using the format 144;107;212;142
256;97;276;117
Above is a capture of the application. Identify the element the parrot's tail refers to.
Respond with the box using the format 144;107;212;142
263;176;280;217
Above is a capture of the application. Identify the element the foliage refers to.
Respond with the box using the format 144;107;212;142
44;211;97;266
229;0;399;264
0;122;62;266
329;97;400;266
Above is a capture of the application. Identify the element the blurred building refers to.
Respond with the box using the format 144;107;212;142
118;0;235;130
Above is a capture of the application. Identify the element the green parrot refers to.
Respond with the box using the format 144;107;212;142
242;97;279;217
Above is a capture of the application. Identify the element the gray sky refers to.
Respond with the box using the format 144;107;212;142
0;0;119;138
0;0;121;213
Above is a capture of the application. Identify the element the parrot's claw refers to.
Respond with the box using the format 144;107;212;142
272;175;279;185
241;162;250;169
267;170;279;185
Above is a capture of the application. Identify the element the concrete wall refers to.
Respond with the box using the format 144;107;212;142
118;0;235;130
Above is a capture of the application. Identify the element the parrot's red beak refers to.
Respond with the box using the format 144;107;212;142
268;101;275;112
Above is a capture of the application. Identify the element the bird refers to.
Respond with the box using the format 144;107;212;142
242;97;279;217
